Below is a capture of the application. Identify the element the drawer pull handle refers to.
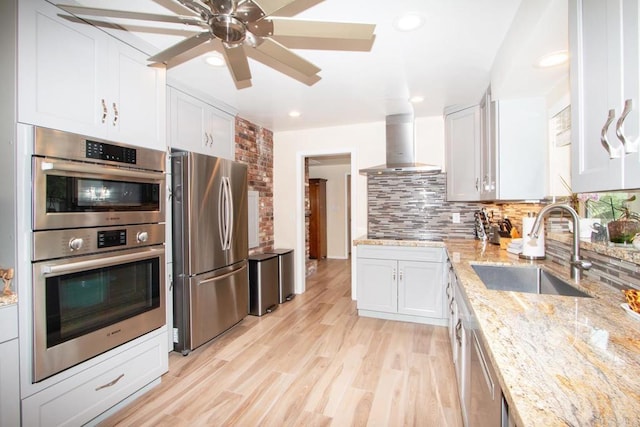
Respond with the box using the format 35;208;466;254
101;99;107;124
95;373;124;391
601;109;623;159
112;102;119;126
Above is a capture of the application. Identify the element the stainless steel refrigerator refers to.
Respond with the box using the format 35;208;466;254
171;150;249;355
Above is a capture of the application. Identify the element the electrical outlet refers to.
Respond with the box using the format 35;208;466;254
452;212;461;224
173;328;179;343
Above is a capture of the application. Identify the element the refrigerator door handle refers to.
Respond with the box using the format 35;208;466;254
218;179;227;250
225;176;234;250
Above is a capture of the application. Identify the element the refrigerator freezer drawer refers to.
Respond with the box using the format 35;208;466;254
180;262;248;352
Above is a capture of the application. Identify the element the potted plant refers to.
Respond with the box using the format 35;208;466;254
603;195;640;244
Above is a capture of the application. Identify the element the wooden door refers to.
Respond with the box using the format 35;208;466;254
309;178;327;259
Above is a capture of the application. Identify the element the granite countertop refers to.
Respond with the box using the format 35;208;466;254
445;238;640;427
353;235;446;248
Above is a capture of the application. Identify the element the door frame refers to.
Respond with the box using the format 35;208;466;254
295;149;357;297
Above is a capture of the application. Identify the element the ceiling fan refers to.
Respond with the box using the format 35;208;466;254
57;0;376;89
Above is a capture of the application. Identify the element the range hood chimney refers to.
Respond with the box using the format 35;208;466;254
359;113;442;175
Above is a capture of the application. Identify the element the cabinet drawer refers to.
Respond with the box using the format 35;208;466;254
22;332;167;427
358;245;444;262
0;304;18;343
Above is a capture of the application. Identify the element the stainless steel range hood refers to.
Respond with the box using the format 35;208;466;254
359;113;442;175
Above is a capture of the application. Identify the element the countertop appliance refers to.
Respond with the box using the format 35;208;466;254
171;151;249;355
30;127;166;382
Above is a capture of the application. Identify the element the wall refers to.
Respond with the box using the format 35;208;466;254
235;116;274;255
309;163;351;259
273;117;444;294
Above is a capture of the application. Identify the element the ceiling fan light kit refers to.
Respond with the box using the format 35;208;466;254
57;0;376;89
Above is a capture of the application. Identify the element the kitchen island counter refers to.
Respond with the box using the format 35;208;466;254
445;238;640;427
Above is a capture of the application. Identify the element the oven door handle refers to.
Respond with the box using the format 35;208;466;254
41;160;164;181
40;247;165;276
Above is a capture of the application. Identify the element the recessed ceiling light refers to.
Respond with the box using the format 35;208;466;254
289;110;301;118
536;50;569;68
410;95;425;104
204;53;225;67
394;13;425;32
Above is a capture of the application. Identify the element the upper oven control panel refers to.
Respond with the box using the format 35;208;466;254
31;224;165;262
86;140;137;165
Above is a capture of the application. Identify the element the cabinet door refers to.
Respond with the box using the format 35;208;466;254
356;258;397;313
445;106;481;201
169;88;209;154
0;339;20;427
209;107;235;160
18;0;109;136
480;91;496;200
397;260;444;318
108;40;165;149
570;0;625;192
622;0;640;187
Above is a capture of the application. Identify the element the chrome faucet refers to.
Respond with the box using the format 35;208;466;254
529;203;592;280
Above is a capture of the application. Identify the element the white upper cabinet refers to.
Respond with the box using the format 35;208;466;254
570;0;640;191
445;105;481;201
18;0;165;149
168;87;235;159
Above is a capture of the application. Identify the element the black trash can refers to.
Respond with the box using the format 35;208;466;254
248;253;279;316
267;249;295;303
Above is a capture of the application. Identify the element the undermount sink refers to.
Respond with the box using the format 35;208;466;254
471;264;592;298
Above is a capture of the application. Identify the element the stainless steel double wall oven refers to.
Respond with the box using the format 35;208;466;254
31;127;166;382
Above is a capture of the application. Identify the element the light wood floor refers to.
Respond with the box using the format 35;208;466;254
100;258;463;426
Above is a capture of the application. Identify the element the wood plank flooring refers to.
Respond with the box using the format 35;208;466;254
99;258;463;426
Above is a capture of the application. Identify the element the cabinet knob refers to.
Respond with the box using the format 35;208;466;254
601;109;623;159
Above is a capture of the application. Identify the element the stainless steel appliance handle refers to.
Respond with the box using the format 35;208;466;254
225;176;234;250
218;179;226;249
197;263;247;286
41;247;164;276
474;332;495;401
41;159;164;181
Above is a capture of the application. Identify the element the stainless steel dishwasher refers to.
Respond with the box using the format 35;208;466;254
469;328;503;426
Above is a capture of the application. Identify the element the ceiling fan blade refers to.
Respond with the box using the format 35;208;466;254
273;34;375;52
148;32;214;63
254;38;320;76
56;4;204;26
223;44;252;84
246;47;320;86
271;19;375;41
152;0;199;16
164;39;220;69
268;0;324;17
252;0;298;17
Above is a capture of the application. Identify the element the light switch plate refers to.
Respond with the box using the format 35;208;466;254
452;212;461;223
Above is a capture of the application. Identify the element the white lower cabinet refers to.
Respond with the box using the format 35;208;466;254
356;245;446;325
0;305;20;427
22;329;168;427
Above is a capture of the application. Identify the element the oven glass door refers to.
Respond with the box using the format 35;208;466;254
33;246;165;382
45;255;160;348
33;157;165;230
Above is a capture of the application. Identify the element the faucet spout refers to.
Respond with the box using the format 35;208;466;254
529;203;592;280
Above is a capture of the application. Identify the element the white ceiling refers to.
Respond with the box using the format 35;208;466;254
65;0;568;132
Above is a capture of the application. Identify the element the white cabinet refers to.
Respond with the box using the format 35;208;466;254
569;0;640;192
356;245;446;325
22;328;168;427
445;95;547;201
168;87;236;159
18;0;165;149
0;305;20;427
445;105;481;201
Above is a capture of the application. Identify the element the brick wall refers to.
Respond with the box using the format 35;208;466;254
235;116;274;255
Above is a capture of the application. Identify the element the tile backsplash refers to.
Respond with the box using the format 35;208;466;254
366;172;551;239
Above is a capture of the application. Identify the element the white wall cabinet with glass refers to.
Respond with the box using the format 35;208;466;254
569;0;640;192
18;0;166;150
356;245;447;326
168;87;236;159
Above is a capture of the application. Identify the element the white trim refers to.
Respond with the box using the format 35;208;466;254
296;148;358;298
